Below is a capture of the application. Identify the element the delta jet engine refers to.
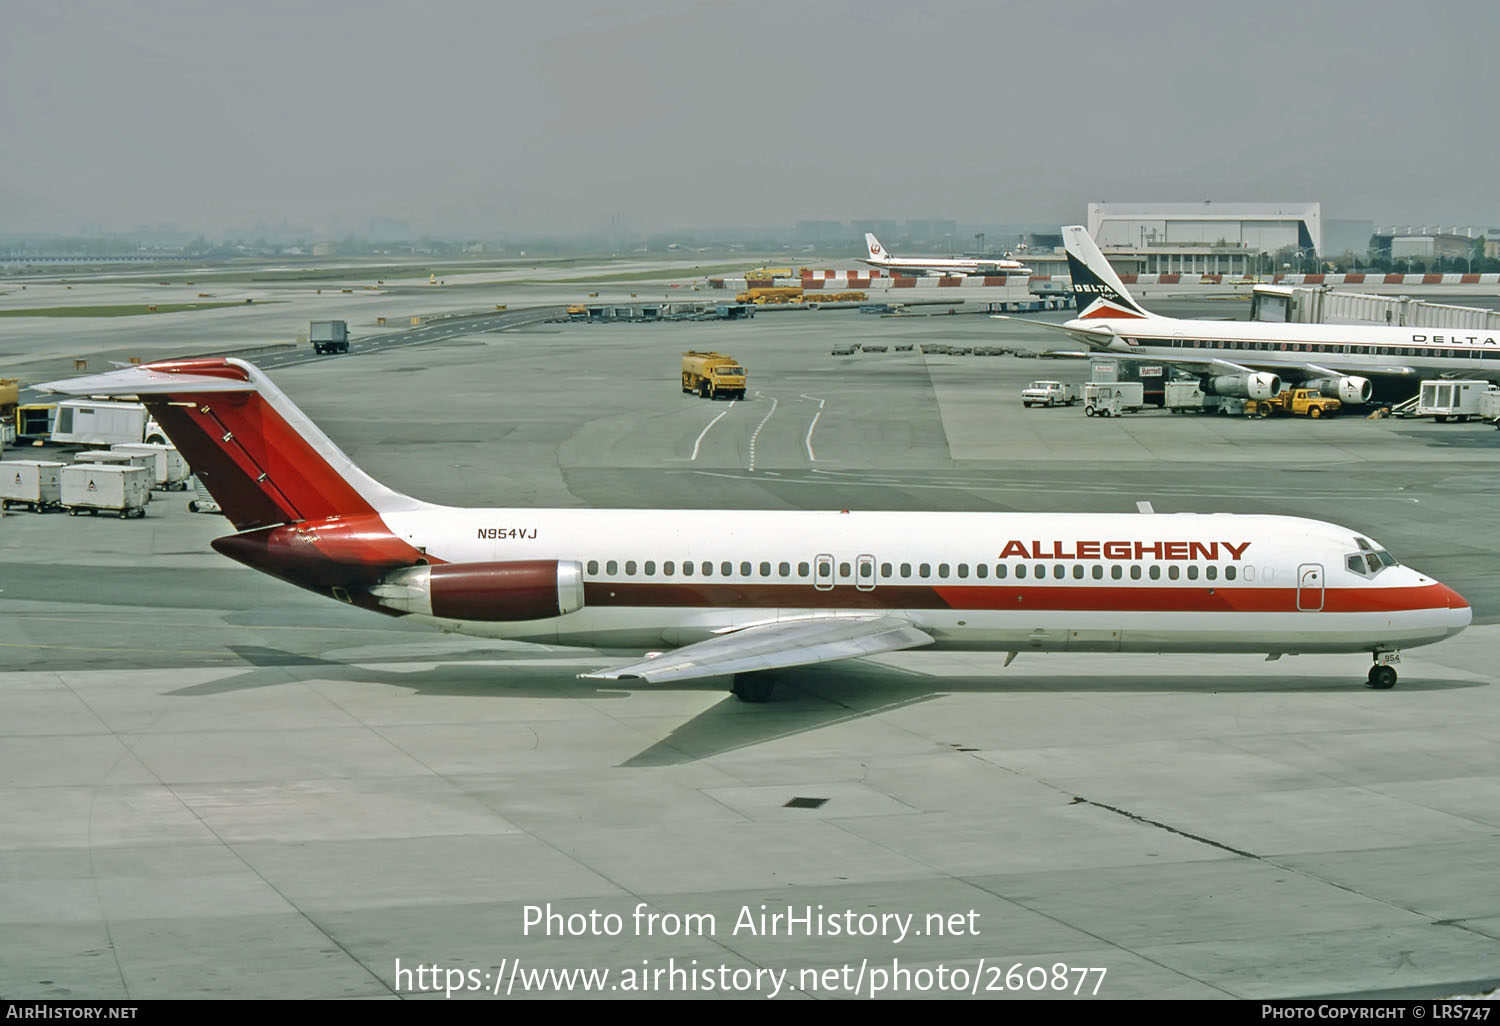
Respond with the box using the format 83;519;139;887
1205;372;1281;400
1303;375;1373;404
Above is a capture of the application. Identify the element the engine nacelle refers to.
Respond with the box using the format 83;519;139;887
370;560;585;621
1206;372;1281;400
1303;375;1372;404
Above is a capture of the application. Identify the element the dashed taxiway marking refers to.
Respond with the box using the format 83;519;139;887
748;393;778;471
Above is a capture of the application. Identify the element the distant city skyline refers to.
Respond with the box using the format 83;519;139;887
4;0;1496;239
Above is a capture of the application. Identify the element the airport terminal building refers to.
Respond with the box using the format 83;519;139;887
1086;201;1322;276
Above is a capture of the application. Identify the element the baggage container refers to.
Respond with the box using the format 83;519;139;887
1478;387;1500;426
73;451;154;501
110;443;191;490
61;464;150;518
1;460;65;512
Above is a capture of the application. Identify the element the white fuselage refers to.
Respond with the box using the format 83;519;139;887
863;255;1029;277
1068;314;1500;382
380;507;1469;655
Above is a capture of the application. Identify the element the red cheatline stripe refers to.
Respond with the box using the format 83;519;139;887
580;581;1457;614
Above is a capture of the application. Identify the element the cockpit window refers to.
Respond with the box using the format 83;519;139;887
1348;537;1399;576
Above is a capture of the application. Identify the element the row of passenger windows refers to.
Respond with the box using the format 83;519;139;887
584;559;1240;582
1160;338;1497;359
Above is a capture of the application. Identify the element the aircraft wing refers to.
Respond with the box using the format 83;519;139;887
1078;349;1421;381
579;615;935;684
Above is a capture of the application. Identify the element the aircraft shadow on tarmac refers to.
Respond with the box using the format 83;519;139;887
156;645;1487;766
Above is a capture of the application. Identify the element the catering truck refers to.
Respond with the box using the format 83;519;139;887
49;400;167;446
681;351;747;400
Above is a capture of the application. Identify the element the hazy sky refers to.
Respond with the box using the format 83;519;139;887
3;0;1495;237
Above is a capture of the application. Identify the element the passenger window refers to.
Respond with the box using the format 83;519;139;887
938;563;950;578
1092;565;1103;579
702;561;713;576
995;564;1007;579
1225;566;1237;581
778;561;790;577
625;560;637;575
760;561;772;577
721;562;732;576
643;561;655;575
1033;564;1045;578
1187;566;1198;580
663;561;674;576
1149;566;1161;580
1111;565;1123;580
1243;566;1255;581
1129;565;1142;580
740;561;751;576
798;562;810;576
900;563;912;578
957;564;968;579
681;561;692;576
1053;565;1065;580
587;560;599;575
1015;564;1027;579
1206;566;1217;580
1168;565;1180;580
838;561;851;578
606;560;618;575
919;563;931;578
976;564;988;579
881;562;892;578
1072;565;1084;579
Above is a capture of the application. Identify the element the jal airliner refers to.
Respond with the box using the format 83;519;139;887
42;358;1469;697
862;233;1031;279
1013;226;1500;404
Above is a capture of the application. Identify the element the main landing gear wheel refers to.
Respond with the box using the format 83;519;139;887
1367;664;1398;690
731;672;775;703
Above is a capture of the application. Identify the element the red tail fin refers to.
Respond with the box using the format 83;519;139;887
40;358;427;531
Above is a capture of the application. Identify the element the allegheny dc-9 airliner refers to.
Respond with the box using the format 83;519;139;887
43;359;1469;699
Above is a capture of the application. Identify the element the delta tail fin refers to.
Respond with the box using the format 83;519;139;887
39;358;430;532
1062;225;1150;319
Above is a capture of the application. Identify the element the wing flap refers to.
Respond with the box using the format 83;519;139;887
580;615;934;684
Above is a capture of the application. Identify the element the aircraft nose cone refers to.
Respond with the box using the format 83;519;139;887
1437;582;1472;634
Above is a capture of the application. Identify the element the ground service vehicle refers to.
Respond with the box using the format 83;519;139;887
681;351;747;400
49;400;167;445
1416;380;1493;423
736;287;803;304
311;320;350;355
1021;381;1082;408
1084;382;1145;417
1243;388;1342;419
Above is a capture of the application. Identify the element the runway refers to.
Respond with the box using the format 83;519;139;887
3;296;1499;999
